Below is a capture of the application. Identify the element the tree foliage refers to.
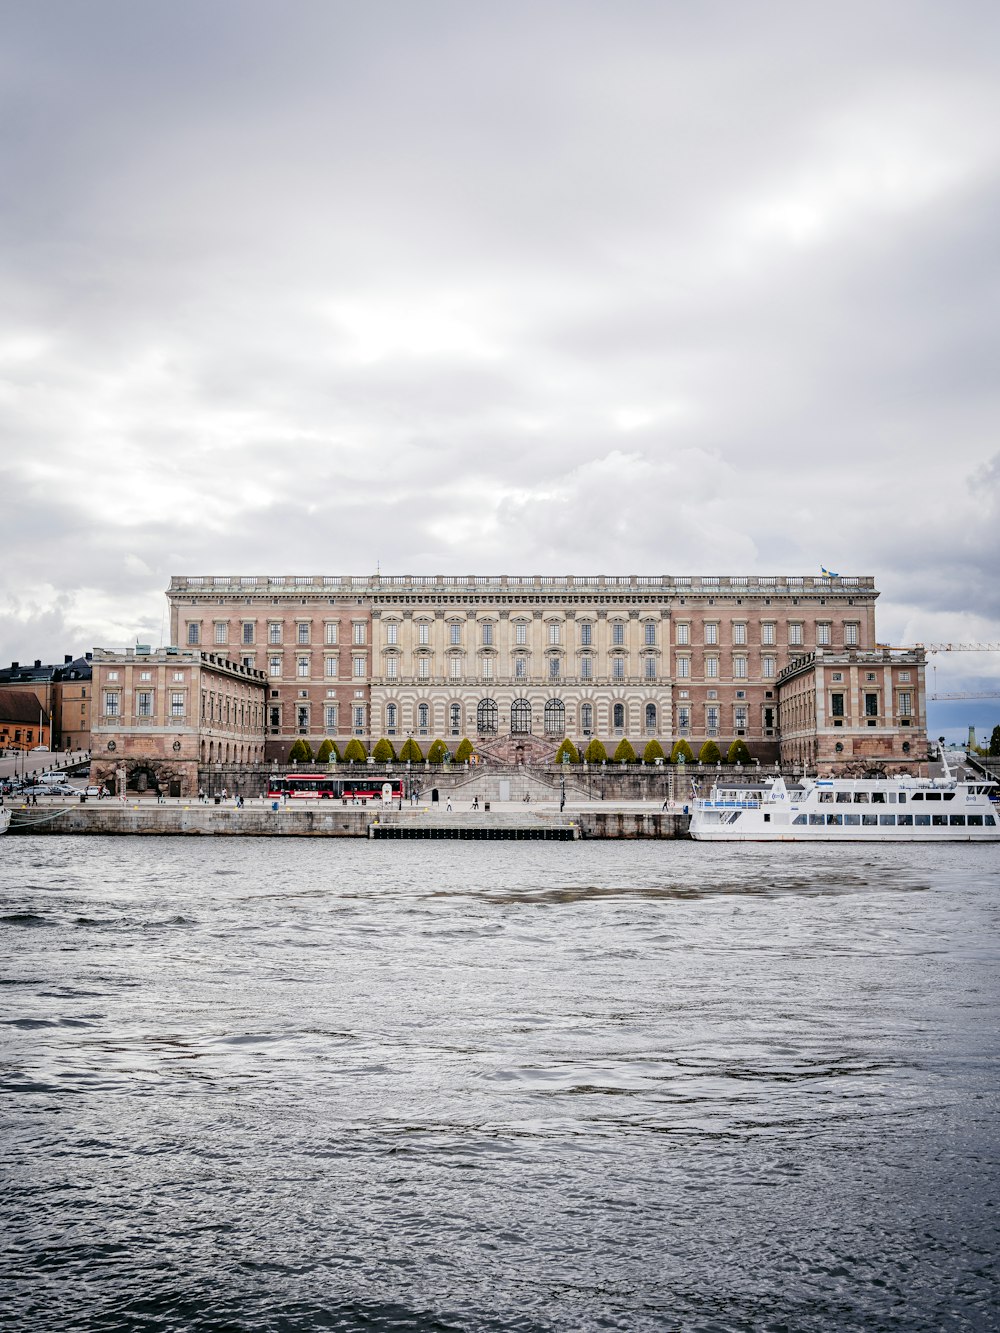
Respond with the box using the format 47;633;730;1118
584;738;608;763
399;737;423;763
288;738;313;764
454;737;474;763
670;738;695;764
699;740;722;764
343;738;367;763
315;738;338;764
427;739;449;763
643;739;666;763
727;739;752;765
372;737;396;762
613;737;637;764
554;737;580;764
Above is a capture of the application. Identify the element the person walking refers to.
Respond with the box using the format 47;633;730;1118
446;797;453;812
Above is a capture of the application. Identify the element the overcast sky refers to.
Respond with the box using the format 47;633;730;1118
2;1;998;740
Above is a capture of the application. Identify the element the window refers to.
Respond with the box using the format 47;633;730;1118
733;656;747;678
104;691;120;715
450;657;462;679
644;622;656;646
386;657;398;679
707;705;719;731
899;671;910;682
705;657;719;678
297;705;309;730
704;623;718;645
581;702;594;733
831;672;843;682
242;623;254;645
732;623;747;645
644;656;657;680
297;656;309;678
515;622;527;645
353;656;365;678
613;703;625;730
763;656;776;678
353;623;366;645
418;703;429;730
187;623;200;645
450;703;461;734
481;657;494;680
645;703;657;730
210;622;225;645
139;670;151;682
612;621;625;646
353;705;365;730
817;623;831;645
544;699;565;735
450;622;462;646
735;705;748;730
898;692;912;716
581;657;593;680
269;656;282;677
845;622;859;645
789;623;803;646
865;693;878;717
676;623;690;645
762;623;775;645
514;656;527;679
171;692;184;717
548;657;560;679
580;622;592;646
418;658;430;680
866;672;877;682
172;671;184;683
677;706;690;729
548;622;560;645
418;622;430;646
477;698;498;734
612;657;625;680
325;656;338;677
831;692;845;717
298;623;313;645
324;623;338;645
386;623;398;645
270;706;281;729
677;657;690;678
511;698;531;734
324;705;337;730
482;622;494;646
269;623;282;645
137;692;152;717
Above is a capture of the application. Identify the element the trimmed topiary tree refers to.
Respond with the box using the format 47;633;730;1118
727;738;752;765
399;737;423;763
315;738;338;764
288;738;313;764
613;737;637;764
427;739;449;763
698;740;722;764
454;737;474;763
643;739;666;764
584;738;608;763
343;738;367;763
670;738;695;764
372;737;396;762
554;738;580;764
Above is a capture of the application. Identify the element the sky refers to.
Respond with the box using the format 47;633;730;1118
1;0;998;743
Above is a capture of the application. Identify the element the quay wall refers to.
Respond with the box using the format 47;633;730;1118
7;803;689;839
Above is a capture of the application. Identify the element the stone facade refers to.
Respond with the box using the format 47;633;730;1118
0;653;92;752
89;646;267;797
165;572;913;763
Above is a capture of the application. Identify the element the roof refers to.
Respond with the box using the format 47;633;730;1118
0;689;51;725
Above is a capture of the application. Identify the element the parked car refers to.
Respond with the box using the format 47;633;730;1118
48;783;77;796
84;786;101;797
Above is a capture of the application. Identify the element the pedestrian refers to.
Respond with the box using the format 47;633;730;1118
198;787;205;804
446;797;452;812
472;795;479;810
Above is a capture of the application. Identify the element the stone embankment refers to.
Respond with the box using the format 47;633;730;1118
6;799;689;839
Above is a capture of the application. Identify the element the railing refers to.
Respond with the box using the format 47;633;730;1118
169;574;878;595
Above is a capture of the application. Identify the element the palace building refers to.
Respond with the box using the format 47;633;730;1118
166;572;927;769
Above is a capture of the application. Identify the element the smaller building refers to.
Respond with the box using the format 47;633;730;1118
0;653;94;752
90;646;267;797
0;688;51;752
777;648;928;772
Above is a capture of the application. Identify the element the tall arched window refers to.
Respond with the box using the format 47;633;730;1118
645;703;657;731
450;703;461;733
418;703;429;731
543;698;565;736
581;703;594;733
477;698;498;734
511;698;532;734
613;703;625;730
386;703;397;732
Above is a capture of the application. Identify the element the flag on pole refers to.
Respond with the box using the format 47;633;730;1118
820;566;840;578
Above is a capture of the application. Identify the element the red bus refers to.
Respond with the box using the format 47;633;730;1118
267;774;404;802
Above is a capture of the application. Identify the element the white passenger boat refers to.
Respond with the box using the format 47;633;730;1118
0;808;10;835
688;756;999;842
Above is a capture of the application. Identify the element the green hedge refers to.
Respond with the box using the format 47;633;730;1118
399;737;423;763
372;737;396;762
613;737;637;764
343;738;367;763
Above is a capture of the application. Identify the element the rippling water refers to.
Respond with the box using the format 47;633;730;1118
2;837;999;1332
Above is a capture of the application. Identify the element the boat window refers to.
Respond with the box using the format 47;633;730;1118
925;792;941;801
879;814;896;826
897;814;913;826
943;793;955;802
826;814;843;825
911;792;923;801
915;814;931;826
888;792;897;803
793;815;808;825
932;815;948;826
949;815;966;826
872;791;885;804
967;815;983;826
843;813;861;825
862;813;878;825
854;792;869;803
836;791;852;803
819;792;833;803
985;815;996;826
809;814;825;825
898;793;906;804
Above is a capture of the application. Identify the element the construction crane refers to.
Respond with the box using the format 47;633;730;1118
929;691;1000;700
917;643;1000;653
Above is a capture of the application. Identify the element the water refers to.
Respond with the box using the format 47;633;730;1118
2;837;999;1332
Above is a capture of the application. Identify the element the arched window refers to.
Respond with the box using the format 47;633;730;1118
511;698;532;734
544;698;565;736
613;703;625;730
418;703;429;730
386;703;397;731
645;703;657;730
581;702;594;733
450;703;461;733
477;698;498;734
